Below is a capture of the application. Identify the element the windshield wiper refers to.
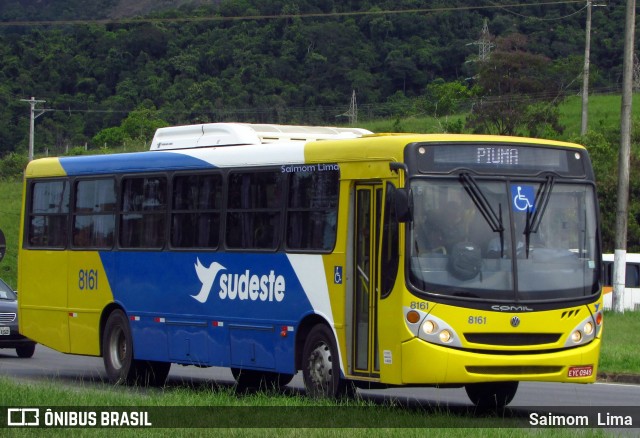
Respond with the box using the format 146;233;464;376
523;175;555;257
459;173;505;257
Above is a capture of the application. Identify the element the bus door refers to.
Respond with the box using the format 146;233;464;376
353;183;382;377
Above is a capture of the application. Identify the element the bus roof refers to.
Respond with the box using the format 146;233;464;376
149;123;373;150
25;124;588;178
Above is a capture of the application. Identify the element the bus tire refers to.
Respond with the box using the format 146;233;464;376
465;381;519;409
302;324;353;399
16;344;36;358
231;368;294;391
103;309;138;385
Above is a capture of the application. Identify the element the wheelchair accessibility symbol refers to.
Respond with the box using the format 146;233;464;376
334;266;343;284
511;185;535;212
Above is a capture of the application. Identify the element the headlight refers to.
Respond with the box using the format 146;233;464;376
422;319;437;334
571;330;582;343
439;330;453;343
583;321;594;336
416;314;462;348
564;314;598;347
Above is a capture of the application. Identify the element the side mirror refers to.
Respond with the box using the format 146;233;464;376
0;229;5;263
395;188;412;223
389;162;412;223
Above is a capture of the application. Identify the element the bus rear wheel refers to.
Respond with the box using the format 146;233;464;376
302;324;353;399
465;381;519;409
103;309;170;386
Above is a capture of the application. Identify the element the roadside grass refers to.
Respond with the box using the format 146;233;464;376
599;310;640;374
558;93;640;139
360;114;467;134
0;376;608;437
360;93;640;140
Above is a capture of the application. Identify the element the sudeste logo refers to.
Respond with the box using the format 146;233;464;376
191;258;286;303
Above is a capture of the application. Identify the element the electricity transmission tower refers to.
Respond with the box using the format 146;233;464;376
341;90;357;125
470;19;494;62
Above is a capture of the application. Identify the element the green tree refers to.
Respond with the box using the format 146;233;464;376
93;106;167;149
465;34;565;137
120;106;168;142
418;79;479;118
92;127;126;149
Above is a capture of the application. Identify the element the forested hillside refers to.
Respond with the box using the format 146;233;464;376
0;0;212;20
0;0;634;156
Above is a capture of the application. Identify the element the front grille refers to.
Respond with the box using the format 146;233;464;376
466;365;563;375
0;313;16;323
464;333;562;346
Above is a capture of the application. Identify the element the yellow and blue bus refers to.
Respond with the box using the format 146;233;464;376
16;123;603;408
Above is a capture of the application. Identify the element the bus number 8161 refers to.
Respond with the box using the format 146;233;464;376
78;269;99;291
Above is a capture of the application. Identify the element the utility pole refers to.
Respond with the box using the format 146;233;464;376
580;1;592;136
613;0;636;313
20;97;47;162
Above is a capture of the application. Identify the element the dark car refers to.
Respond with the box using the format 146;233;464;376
0;278;36;358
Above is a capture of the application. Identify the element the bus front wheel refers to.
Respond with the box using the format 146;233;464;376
465;381;519;409
103;309;171;387
302;324;353;399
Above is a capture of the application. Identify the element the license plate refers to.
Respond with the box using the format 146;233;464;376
0;327;9;335
568;365;593;378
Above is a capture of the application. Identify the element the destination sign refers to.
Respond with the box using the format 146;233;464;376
414;143;587;177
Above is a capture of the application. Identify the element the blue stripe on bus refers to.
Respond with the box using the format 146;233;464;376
98;251;312;371
59;151;215;175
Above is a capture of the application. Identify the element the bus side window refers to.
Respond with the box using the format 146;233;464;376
171;173;222;249
72;178;116;249
380;182;399;298
226;171;283;250
120;176;167;249
603;261;613;287
286;169;339;251
27;180;70;248
626;263;640;287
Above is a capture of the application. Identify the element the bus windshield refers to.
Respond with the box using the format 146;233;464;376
408;176;599;302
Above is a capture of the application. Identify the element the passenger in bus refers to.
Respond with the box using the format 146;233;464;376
413;208;447;255
414;201;473;255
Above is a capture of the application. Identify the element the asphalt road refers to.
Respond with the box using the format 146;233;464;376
1;344;639;411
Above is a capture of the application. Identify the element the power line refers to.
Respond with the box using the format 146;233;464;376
487;0;589;20
0;1;585;27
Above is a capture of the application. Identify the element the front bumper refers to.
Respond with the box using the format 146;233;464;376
401;336;601;385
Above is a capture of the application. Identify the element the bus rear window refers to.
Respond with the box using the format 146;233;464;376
27;180;70;248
